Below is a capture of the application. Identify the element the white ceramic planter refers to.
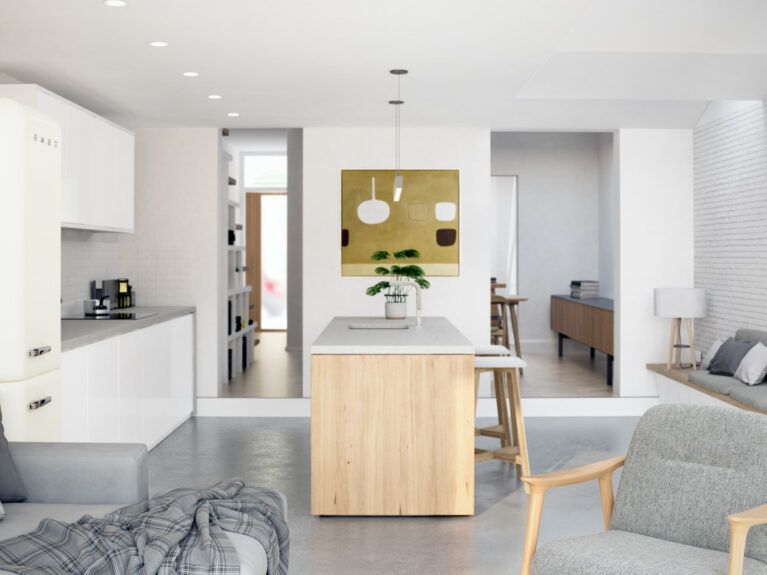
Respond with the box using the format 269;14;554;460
385;301;407;320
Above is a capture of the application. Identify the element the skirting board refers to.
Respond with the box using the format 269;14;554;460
196;397;658;418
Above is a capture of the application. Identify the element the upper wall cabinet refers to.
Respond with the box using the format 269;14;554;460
0;84;135;233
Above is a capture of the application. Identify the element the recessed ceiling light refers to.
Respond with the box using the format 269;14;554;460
208;94;222;100
149;41;168;48
227;113;240;117
182;72;199;77
104;0;127;6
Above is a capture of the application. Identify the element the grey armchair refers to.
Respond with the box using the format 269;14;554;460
521;404;767;575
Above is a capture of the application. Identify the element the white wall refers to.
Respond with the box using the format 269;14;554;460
616;129;694;396
120;128;224;397
693;100;767;351
491;132;602;346
286;129;303;350
598;133;616;298
302;127;491;396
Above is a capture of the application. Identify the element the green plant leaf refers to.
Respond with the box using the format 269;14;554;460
374;267;390;276
393;248;420;259
392;265;424;279
366;281;390;296
371;251;390;261
415;277;431;289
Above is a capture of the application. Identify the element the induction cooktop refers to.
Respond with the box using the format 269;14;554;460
63;311;157;320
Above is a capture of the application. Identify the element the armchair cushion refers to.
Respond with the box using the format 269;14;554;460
531;530;767;575
610;405;767;564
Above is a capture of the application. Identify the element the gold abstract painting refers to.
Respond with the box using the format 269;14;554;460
341;170;459;276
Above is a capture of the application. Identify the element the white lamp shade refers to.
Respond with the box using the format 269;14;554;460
654;288;708;318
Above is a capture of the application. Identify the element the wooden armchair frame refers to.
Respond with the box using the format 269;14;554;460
519;456;767;575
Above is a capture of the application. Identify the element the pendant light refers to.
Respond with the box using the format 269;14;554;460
389;69;408;202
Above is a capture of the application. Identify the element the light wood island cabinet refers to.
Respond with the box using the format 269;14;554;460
311;317;475;516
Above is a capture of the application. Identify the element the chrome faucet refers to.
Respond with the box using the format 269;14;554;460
388;280;422;327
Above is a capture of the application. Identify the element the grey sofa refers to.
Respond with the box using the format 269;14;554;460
0;442;148;542
687;328;767;413
521;404;767;575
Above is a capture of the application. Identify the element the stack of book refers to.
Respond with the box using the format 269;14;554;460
571;280;599;299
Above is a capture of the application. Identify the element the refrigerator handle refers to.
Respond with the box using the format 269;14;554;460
27;346;52;358
28;396;52;411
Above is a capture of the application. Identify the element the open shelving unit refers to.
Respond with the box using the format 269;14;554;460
223;139;256;380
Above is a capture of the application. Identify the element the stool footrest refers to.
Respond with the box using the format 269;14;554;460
476;424;507;439
474;445;521;464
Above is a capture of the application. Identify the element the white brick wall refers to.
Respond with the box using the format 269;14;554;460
694;101;767;352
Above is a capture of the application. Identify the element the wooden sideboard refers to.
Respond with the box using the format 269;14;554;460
551;295;614;385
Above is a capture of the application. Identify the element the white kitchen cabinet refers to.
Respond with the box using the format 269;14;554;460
170;315;195;421
0;84;135;232
86;338;121;443
61;315;194;448
60;346;88;442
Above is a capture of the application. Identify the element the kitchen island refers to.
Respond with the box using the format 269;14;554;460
311;316;474;516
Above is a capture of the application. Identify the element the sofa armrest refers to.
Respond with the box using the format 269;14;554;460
9;442;148;505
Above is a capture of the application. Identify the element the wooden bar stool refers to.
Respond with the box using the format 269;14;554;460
501;295;528;375
474;354;531;493
490;295;507;345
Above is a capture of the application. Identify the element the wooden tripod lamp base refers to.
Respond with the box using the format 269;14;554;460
667;317;697;371
655;288;708;373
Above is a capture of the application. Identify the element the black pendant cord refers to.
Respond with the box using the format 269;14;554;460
389;69;407;176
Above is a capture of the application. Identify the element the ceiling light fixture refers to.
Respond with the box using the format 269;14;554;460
208;94;222;100
149;41;168;47
104;0;128;6
182;72;199;77
389;69;408;202
227;112;240;117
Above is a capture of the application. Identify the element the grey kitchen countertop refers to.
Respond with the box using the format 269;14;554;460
62;306;195;352
311;316;473;355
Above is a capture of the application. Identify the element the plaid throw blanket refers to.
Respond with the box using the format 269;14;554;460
0;479;289;575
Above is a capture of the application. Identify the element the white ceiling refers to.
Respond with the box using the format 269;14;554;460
0;0;764;130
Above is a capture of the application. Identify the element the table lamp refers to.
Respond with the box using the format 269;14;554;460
654;288;708;371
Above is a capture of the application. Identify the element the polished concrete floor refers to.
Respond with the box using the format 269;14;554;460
149;415;639;574
220;332;302;398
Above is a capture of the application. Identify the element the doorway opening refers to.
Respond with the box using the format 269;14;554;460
489;132;617;400
221;130;302;398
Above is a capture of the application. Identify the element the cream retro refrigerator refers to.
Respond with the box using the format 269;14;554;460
0;98;62;441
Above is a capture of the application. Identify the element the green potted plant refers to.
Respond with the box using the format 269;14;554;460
366;249;430;319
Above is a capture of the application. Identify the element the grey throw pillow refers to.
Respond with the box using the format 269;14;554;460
0;407;27;502
701;339;724;370
708;338;757;376
734;342;767;385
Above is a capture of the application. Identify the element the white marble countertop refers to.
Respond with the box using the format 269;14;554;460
311;316;473;355
62;306;195;352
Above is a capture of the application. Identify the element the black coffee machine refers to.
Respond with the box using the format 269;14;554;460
91;278;135;309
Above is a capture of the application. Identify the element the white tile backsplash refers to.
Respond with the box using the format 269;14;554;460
61;228;121;305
